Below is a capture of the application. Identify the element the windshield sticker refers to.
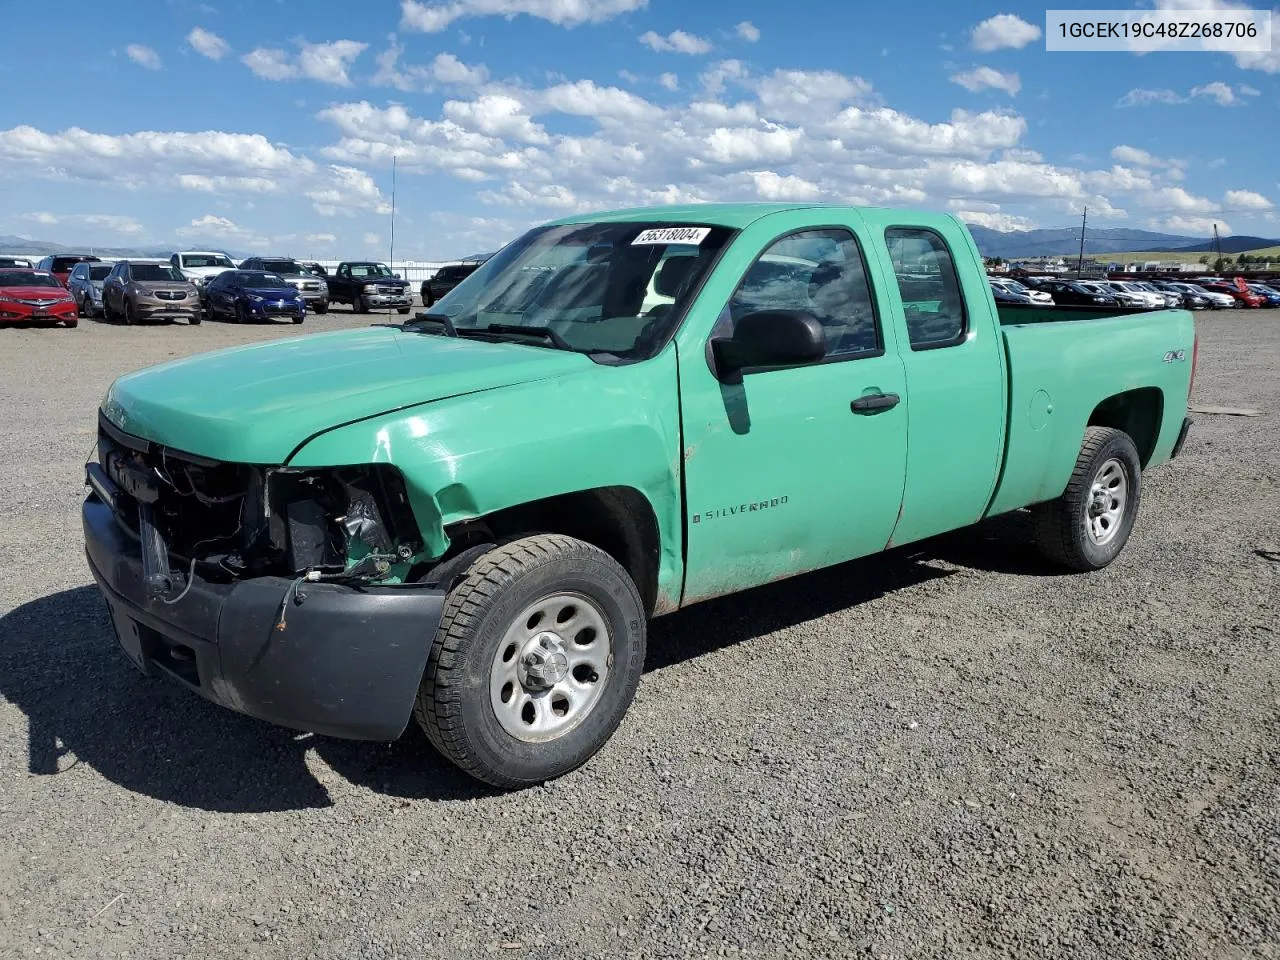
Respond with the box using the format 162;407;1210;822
632;227;711;246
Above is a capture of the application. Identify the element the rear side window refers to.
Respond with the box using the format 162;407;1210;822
727;228;880;360
885;228;967;350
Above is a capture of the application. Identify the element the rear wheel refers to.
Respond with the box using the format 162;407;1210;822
1033;426;1141;571
414;534;647;789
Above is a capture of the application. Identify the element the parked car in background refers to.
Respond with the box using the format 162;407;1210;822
990;281;1035;306
1149;281;1207;310
1026;279;1121;307
201;269;306;324
990;277;1054;305
1129;281;1180;308
421;259;487;306
0;268;78;327
1246;283;1280;307
170;251;237;290
327;261;412;313
1199;280;1264;309
1163;281;1234;309
36;253;102;287
238;256;330;313
1102;280;1164;309
67;260;116;318
0;257;33;268
299;261;329;278
102;260;202;326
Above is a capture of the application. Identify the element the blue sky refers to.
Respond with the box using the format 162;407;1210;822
0;0;1276;259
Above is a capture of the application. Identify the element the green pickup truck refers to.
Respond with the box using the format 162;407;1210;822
83;203;1197;787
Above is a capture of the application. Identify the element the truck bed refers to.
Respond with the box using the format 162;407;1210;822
987;306;1196;517
996;303;1159;325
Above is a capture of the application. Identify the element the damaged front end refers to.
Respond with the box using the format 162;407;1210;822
81;412;447;741
90;411;430;597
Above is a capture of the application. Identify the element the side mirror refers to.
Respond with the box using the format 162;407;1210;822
711;309;826;381
393;272;402;279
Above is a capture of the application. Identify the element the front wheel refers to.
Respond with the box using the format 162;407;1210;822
314;303;329;315
1033;426;1142;571
354;295;368;314
414;535;647;789
397;306;411;315
189;313;202;325
123;300;136;326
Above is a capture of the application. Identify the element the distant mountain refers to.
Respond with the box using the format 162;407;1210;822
966;225;1203;259
0;234;253;260
1168;235;1280;254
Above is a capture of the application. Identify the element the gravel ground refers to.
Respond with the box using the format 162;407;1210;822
1;307;1277;960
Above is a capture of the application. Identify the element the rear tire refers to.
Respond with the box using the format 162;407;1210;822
1033;426;1142;572
414;534;647;789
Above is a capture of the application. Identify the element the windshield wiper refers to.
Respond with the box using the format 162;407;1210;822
401;312;459;337
464;323;574;351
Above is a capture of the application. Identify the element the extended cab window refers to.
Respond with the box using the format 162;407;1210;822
727;228;879;359
885;228;966;350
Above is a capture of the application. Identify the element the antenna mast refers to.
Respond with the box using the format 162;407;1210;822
1075;206;1087;278
389;154;397;274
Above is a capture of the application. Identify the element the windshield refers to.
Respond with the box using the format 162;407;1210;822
182;254;234;268
0;271;61;288
132;264;185;282
347;263;394;278
424;221;735;359
241;272;293;290
261;259;301;275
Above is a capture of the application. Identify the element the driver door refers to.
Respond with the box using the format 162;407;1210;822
677;220;909;603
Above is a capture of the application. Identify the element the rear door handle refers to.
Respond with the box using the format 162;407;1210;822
850;392;901;414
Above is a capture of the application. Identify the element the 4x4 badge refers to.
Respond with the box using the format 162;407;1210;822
1163;350;1186;362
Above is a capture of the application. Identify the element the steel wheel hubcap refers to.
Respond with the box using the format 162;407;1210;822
1086;457;1127;545
490;592;612;743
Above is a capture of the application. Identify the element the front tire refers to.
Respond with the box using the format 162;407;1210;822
397;306;411;315
414;534;647;789
123;300;136;326
354;295;368;315
1033;426;1142;571
314;303;329;315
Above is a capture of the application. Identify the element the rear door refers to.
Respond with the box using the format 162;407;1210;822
676;214;908;603
861;216;1007;547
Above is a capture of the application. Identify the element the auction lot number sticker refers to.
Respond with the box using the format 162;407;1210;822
632;227;712;245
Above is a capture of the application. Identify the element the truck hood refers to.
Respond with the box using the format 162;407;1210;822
183;266;235;280
101;326;591;464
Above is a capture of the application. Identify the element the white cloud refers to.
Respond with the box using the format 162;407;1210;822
957;210;1037;232
22;212;60;225
1138;186;1216;214
949;66;1020;96
699;59;747;95
658;72;678;91
242;40;368;86
1239;84;1260;96
640;30;712;55
1149;215;1231;236
1110;145;1180;168
735;21;760;43
971;14;1041;52
306;232;337;244
126;44;162;70
186;27;230;60
1116;88;1185;107
372;36;489;90
1224;189;1272;211
21;211;145;236
1191;81;1239;106
1152;0;1280;73
744;170;821;201
433;53;489;85
400;0;647;32
362;232;382;247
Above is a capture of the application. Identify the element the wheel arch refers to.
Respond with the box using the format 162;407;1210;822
1087;387;1164;467
435;486;663;617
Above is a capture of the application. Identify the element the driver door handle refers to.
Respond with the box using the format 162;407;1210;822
850;392;901;414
